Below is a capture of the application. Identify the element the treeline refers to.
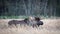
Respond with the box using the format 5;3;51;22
0;0;60;17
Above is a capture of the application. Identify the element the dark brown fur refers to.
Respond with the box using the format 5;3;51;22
8;17;43;27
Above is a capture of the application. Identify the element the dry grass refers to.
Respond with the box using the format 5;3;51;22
0;18;60;34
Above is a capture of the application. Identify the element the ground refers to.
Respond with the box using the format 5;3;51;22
0;18;60;34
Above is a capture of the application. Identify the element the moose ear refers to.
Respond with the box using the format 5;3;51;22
35;17;41;21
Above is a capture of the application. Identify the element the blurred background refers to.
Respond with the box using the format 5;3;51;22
0;0;60;19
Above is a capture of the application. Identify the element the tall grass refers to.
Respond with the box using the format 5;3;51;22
0;19;60;34
0;16;29;19
0;15;59;19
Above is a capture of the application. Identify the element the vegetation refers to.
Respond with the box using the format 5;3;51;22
0;16;29;19
0;0;60;18
0;19;60;34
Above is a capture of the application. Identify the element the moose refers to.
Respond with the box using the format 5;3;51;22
8;16;43;27
8;18;28;26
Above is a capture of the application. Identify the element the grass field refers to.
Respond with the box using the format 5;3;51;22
0;18;60;34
